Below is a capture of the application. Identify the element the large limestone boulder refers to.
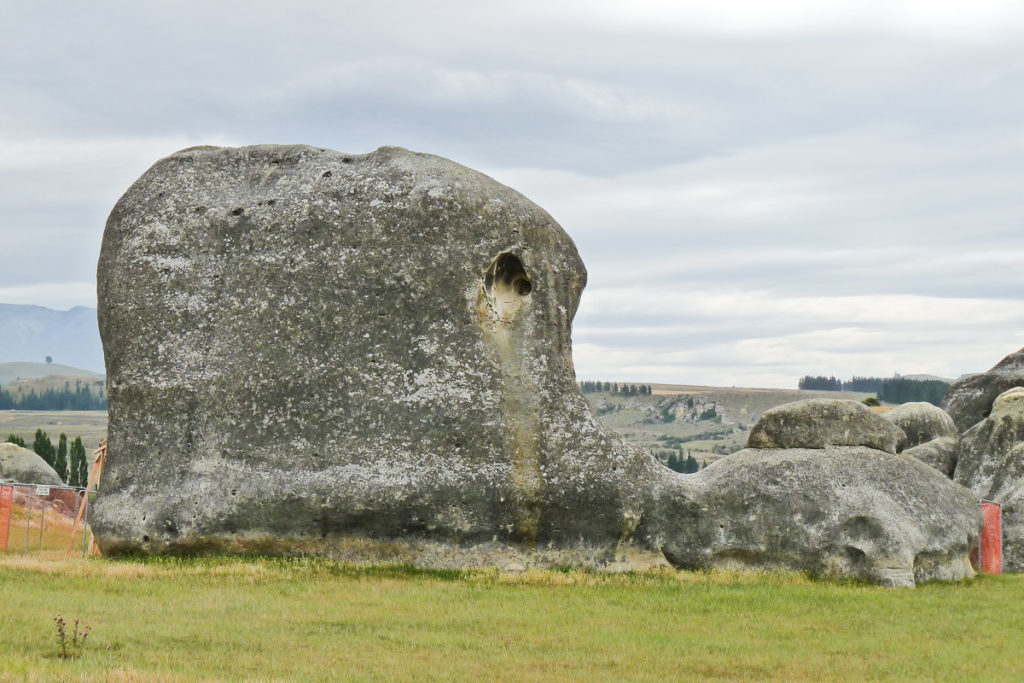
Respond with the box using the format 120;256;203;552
747;399;905;453
955;387;1024;571
95;145;981;585
942;347;1024;432
883;402;960;477
95;144;660;564
0;443;63;485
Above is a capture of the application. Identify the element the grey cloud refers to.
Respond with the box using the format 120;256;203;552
2;1;1023;385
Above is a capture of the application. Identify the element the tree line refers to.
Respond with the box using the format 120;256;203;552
0;381;107;411
798;374;950;406
656;452;707;474
580;381;653;396
877;378;949;406
6;430;89;487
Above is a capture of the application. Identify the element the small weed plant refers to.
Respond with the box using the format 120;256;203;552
53;613;90;659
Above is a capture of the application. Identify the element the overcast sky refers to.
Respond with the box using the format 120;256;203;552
2;0;1022;387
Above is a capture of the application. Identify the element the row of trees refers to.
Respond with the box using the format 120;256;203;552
877;378;949;406
798;375;887;392
6;430;89;486
798;374;950;406
580;381;654;396
0;382;107;411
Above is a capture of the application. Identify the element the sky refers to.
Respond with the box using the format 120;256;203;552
1;0;1022;388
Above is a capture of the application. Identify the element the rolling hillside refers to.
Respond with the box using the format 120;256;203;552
0;361;101;386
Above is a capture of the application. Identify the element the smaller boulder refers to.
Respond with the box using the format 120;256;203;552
0;443;63;485
883;402;960;477
942;347;1024;432
746;399;906;454
652;446;980;587
900;438;960;479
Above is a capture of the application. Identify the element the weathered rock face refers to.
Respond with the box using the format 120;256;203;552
883;402;960;477
0;443;62;485
955;387;1024;571
96;145;981;585
649;446;980;587
747;399;905;454
95;144;660;563
942;347;1024;432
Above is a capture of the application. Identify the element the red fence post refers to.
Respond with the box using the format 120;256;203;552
0;485;12;552
980;500;1003;575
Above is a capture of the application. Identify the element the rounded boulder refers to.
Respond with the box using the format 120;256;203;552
746;399;906;454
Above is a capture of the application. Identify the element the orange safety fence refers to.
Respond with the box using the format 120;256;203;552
0;485;12;551
979;500;1002;575
0;483;90;555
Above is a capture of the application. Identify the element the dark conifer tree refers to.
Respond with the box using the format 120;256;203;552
54;433;69;483
33;429;55;469
70;437;88;488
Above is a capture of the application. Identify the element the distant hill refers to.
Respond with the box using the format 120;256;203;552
0;361;101;386
0;304;103;373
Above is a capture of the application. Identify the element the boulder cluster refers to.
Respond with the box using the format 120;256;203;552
653;399;978;587
93;144;1017;586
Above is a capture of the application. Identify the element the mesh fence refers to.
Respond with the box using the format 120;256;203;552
0;482;93;556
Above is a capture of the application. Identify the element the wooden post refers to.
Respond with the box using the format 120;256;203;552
67;441;107;555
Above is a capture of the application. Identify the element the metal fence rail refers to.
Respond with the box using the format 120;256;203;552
0;482;93;557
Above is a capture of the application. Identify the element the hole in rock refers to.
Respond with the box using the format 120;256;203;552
484;252;533;318
231;207;244;216
142;535;150;542
322;170;333;178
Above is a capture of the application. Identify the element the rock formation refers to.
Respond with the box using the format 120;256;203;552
942;347;1024;432
95;144;661;566
650;399;980;587
883;402;960;477
0;442;63;485
95;145;981;585
954;387;1024;571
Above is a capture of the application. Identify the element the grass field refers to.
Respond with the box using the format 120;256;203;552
1;554;1022;681
0;411;108;451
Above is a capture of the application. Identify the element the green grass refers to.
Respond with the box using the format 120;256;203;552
1;555;1023;681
